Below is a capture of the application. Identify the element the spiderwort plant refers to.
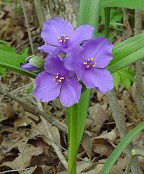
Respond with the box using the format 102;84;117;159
21;17;114;174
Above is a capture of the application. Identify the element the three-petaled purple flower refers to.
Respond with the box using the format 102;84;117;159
38;17;94;54
64;37;114;94
34;54;82;107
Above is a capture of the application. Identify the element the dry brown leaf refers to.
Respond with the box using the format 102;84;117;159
0;102;16;118
1;131;26;154
111;165;124;174
14;117;29;127
82;134;92;159
89;103;109;126
4;143;43;169
117;156;127;171
20;166;37;174
95;128;118;141
92;138;114;157
48;123;61;147
31;122;61;147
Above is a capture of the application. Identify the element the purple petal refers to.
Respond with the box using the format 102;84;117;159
60;77;82;107
45;54;74;77
38;44;57;53
83;37;114;68
64;45;85;75
81;68;114;94
34;71;61;102
41;17;74;46
38;44;65;54
71;25;94;44
21;63;39;72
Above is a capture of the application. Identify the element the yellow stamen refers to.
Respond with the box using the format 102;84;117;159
91;57;95;61
93;63;96;67
88;58;90;61
84;62;88;65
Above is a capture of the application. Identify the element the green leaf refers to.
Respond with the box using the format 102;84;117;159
108;32;144;73
68;89;91;174
113;67;135;90
100;122;144;174
78;0;101;35
120;72;131;90
0;40;11;44
0;67;7;80
0;50;37;78
113;72;120;91
101;0;144;10
28;83;35;95
0;44;16;53
21;47;29;57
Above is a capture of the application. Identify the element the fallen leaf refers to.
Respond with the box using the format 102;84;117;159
92;138;114;157
82;134;92;159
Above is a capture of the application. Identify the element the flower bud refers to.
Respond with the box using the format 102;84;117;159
21;55;44;72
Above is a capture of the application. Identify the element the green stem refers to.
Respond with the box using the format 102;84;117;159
68;104;78;174
68;1;101;173
104;7;111;38
78;0;101;36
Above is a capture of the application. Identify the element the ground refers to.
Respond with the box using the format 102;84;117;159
0;1;144;174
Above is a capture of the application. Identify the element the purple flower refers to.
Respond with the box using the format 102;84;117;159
21;56;40;72
34;54;82;107
64;37;114;94
38;17;94;54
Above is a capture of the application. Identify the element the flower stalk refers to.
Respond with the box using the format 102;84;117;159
68;104;79;174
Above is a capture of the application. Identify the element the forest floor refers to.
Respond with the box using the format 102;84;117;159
0;1;144;174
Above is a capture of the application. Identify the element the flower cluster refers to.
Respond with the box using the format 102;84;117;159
22;17;114;107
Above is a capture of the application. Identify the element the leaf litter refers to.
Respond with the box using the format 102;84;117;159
0;1;144;173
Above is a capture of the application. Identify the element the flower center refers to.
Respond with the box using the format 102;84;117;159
58;34;70;48
53;73;65;83
83;57;96;69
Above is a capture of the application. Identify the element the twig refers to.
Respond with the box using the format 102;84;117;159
10;82;33;93
36;100;68;169
0;87;67;134
0;167;35;174
21;0;35;54
135;10;144;115
15;33;40;49
107;90;142;174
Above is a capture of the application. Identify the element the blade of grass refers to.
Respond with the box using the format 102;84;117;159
100;121;144;174
101;0;144;10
